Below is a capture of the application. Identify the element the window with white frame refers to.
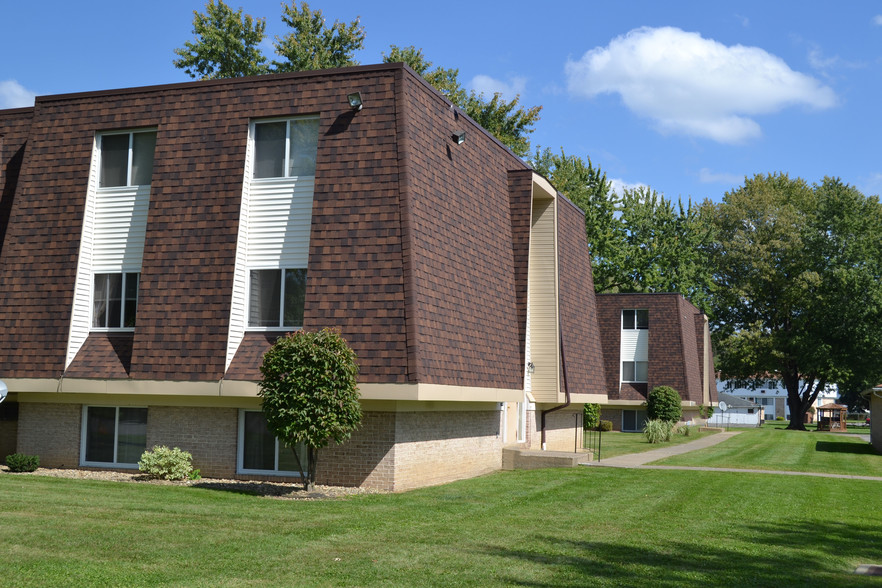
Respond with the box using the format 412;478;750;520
253;118;319;179
621;360;648;383
622;308;649;330
92;272;139;329
620;309;649;384
99;130;157;188
248;268;307;328
237;410;307;475
81;406;147;467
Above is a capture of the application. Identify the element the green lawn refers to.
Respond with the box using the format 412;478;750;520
588;428;719;459
652;426;882;476
3;466;882;586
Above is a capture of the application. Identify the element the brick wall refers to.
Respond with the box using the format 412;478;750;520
318;411;396;490
146;406;238;478
391;410;502;491
18;403;81;467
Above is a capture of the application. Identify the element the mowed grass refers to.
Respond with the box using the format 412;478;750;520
590;428;718;459
3;466;882;587
652;426;882;476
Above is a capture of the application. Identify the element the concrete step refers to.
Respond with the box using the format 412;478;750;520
502;447;593;470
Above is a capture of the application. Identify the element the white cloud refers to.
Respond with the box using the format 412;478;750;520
608;177;646;197
0;80;36;108
873;15;882;26
698;168;742;186
469;74;526;100
565;27;837;144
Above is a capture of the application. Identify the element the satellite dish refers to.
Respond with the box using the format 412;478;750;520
718;400;728;412
0;380;7;404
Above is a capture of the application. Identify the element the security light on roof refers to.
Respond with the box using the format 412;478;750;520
452;130;466;145
347;92;363;111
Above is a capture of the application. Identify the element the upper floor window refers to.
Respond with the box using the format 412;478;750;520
248;268;306;329
622;309;649;330
93;272;139;329
99;130;157;188
253;118;319;179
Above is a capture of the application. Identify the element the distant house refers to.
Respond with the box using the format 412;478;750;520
595;293;716;431
707;392;762;428
718;379;838;422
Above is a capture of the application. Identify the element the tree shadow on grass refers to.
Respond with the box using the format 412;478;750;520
815;441;880;455
480;520;882;587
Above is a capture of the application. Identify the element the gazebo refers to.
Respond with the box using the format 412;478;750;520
817;403;848;431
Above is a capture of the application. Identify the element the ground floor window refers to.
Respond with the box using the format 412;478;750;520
622;409;648;432
81;406;147;467
237;410;307;475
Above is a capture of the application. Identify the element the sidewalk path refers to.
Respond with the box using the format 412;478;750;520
588;431;741;467
586;430;882;481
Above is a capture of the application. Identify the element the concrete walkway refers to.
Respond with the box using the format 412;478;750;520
585;430;882;482
588;431;741;467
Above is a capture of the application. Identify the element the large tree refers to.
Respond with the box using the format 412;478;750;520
259;328;361;491
272;2;365;72
173;0;269;79
708;173;882;430
383;45;541;157
530;148;715;314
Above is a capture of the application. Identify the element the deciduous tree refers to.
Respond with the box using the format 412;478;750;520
383;45;542;157
173;0;269;79
531;148;715;314
708;173;882;430
272;2;365;72
259;328;361;490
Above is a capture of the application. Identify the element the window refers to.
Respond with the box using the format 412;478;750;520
238;410;306;475
248;268;307;328
623;409;648;432
622;309;649;329
81;406;147;467
99;130;157;187
253;118;319;179
92;272;139;329
622;360;648;382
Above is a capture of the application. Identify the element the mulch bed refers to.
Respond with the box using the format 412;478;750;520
0;466;384;500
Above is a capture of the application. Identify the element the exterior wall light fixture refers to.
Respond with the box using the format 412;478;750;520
452;130;466;144
347;92;363;111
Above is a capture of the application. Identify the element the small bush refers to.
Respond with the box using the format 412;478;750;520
647;386;682;422
643;419;674;443
675;423;692;437
776;416;785;421
5;453;39;472
699;404;715;419
583;403;600;429
138;446;194;481
599;420;613;432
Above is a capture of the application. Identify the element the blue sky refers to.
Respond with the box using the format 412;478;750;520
2;1;880;202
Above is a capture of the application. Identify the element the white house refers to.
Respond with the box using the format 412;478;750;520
707;393;763;428
717;379;838;422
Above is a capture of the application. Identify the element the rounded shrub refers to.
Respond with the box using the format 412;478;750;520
5;453;39;472
647;386;682;423
599;420;613;432
138;446;194;481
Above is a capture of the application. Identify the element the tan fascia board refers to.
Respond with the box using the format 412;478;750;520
531;172;557;201
5;378;522;404
568;393;609;404
358;383;522;402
